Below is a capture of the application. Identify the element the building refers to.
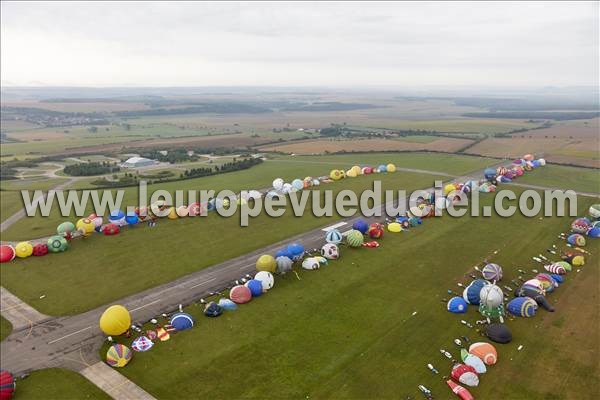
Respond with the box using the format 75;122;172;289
121;157;156;168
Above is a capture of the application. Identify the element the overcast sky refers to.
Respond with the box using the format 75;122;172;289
1;1;598;87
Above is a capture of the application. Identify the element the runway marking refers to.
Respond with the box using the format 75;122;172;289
48;326;92;344
130;299;160;312
190;278;216;289
322;222;347;232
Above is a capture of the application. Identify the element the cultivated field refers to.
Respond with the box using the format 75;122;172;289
260;136;473;154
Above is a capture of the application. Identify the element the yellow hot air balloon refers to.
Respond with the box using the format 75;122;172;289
352;166;361;175
347;169;357;178
387;222;402;233
256;254;276;273
386;163;396;173
444;183;458;196
168;207;178;220
15;241;33;258
99;305;131;336
329;169;343;181
76;218;95;236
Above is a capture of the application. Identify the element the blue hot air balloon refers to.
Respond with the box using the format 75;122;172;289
447;297;468;313
484;168;496;180
325;229;343;244
245;279;263;297
275;248;291;258
170;312;194;330
286;243;305;261
352;220;369;234
463;279;488;305
507;297;537;317
218;298;238;311
125;213;139;225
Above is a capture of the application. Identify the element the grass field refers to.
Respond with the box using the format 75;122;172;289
11;368;109;400
0;316;12;342
259;136;473;154
99;189;599;399
0;153;494;241
513;165;600;193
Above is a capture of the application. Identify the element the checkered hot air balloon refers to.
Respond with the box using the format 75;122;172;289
131;336;154;352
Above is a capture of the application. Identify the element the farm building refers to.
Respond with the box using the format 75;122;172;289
121;157;156;168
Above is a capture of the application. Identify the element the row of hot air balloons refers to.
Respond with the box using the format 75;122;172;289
268;163;397;198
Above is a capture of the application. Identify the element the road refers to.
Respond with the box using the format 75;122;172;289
1;160;598;377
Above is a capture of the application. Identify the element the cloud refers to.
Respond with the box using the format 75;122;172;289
1;1;597;87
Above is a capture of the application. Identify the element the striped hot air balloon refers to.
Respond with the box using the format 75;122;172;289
0;370;16;400
481;263;503;281
106;344;132;367
345;230;364;248
544;263;567;275
507;297;537;317
325;229;343;244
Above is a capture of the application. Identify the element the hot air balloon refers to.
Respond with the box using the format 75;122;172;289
254;271;274;291
230;285;252;304
108;210;126;226
302;257;320;270
15;241;33;258
204;301;223;317
485;323;512;344
0;370;16;399
386;163;396;172
447;297;468;313
131;336;154;352
74;218;94;236
352;219;369;234
170;313;194;331
514;285;554;311
32;243;48;257
273;178;284;191
571;218;591;234
286;243;305;261
329;170;343;181
567;233;586;247
218;298;238;311
57;221;76;237
463;280;489;305
446;380;474;400
292;179;304;191
245;279;263;296
275;256;293;275
468;342;497;365
47;236;68;253
321;243;339;259
507;297;537;317
125;212;139;225
451;364;479;387
587;227;600;238
105;344;132;367
460;349;486;374
326;229;343;244
256;254;276;273
102;223;120;236
346;230;364;247
589;204;600;219
481;263;503;281
99;305;131;336
0;245;16;263
387;222;402;233
479;284;504;309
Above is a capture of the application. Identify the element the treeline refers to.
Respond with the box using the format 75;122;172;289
182;157;263;179
139;149;196;164
115;102;271;117
63;162;120;176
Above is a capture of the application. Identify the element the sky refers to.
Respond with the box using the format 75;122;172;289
1;1;598;88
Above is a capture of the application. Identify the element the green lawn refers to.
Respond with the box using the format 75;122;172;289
0;153;494;241
0;191;24;223
0;169;446;315
12;369;109;400
514;165;600;194
0;316;12;342
102;190;598;399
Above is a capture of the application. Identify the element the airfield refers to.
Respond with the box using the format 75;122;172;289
1;92;599;399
